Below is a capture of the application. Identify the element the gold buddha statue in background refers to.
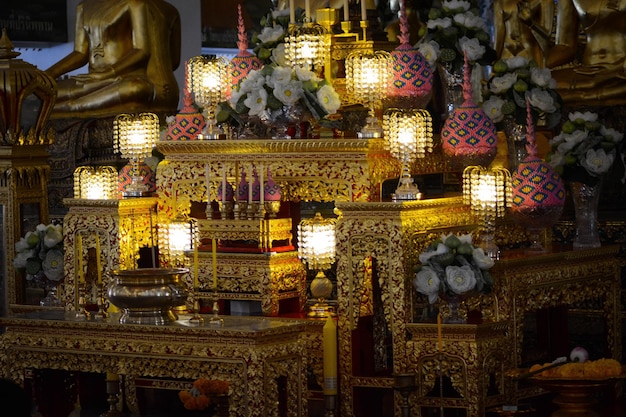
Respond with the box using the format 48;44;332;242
46;0;181;119
547;0;626;107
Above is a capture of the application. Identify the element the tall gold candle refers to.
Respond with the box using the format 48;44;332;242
212;238;217;291
76;234;84;284
323;315;338;395
95;234;102;285
437;312;443;352
193;241;199;289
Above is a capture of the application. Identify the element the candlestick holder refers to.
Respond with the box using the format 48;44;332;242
360;20;368;41
189;293;204;325
92;284;109;320
101;376;122;417
247;202;259;220
324;394;337;417
207;297;223;326
75;283;90;320
341;21;352;34
393;373;416;417
218;201;234;220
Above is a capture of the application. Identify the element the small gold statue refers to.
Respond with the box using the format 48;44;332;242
547;0;626;107
46;0;181;119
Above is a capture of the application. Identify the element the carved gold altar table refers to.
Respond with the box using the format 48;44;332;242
492;244;622;400
0;311;307;417
406;321;511;417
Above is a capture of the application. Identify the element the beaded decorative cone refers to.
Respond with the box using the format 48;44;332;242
510;102;565;252
441;57;497;170
386;0;433;108
229;4;261;96
166;63;206;141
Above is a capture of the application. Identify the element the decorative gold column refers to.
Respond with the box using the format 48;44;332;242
61;198;158;310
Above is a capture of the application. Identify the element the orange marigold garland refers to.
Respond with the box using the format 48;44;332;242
179;378;230;411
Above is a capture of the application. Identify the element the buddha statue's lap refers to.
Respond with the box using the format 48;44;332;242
47;0;181;119
547;0;626;108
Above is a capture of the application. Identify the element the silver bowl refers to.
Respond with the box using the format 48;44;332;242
108;268;189;325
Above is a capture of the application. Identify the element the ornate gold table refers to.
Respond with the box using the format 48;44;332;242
0;311;307;417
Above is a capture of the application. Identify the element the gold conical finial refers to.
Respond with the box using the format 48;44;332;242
0;28;21;59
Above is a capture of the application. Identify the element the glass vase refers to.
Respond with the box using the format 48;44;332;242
443;295;466;324
569;180;603;250
437;63;464;119
40;281;62;307
502;116;528;172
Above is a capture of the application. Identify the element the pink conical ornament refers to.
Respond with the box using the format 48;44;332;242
387;0;432;107
237;168;249;202
166;61;206;140
263;167;281;202
510;100;565;251
251;167;261;201
217;180;235;202
229;4;262;97
441;55;497;170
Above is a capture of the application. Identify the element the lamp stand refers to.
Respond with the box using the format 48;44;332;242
358;112;384;138
392;161;421;201
481;214;499;259
198;106;224;140
308;270;336;318
123;157;151;198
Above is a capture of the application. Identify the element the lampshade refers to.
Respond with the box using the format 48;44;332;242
345;50;392;138
463;166;511;258
73;166;118;199
298;212;337;271
165;213;198;266
383;108;433;201
187;55;229;139
284;23;328;70
113;112;160;197
298;212;337;318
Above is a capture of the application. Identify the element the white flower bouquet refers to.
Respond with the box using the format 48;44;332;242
229;64;341;125
546;111;624;185
412;233;494;304
482;56;562;129
14;223;64;286
417;0;496;72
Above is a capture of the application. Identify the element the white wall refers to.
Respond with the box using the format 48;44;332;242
15;0;203;109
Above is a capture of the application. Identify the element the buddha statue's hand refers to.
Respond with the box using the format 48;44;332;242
517;1;532;25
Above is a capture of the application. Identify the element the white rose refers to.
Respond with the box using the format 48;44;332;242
505;56;528;70
459;36;485;62
601;126;624;143
271;43;287;67
427;17;452;30
257;25;284;44
445;265;477;295
268;66;293;88
472;247;494;269
556;130;587;153
413;266;442;304
43;225;63;248
581;148;614;176
482;95;505;123
419;243;450;264
417;40;440;68
490;73;517;94
13;248;34;269
547;151;565;168
442;0;471;12
316;84;341;114
273;79;303;106
530;67;555;88
569;111;597;123
243;88;268;116
295;66;316;82
527;88;556;113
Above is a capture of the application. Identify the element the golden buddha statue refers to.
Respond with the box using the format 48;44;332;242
46;0;181;119
547;0;626;107
494;0;554;67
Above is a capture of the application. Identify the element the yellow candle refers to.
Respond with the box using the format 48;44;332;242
361;0;367;21
76;234;84;284
305;0;310;18
289;0;295;24
105;372;119;382
343;0;349;21
437;312;443;352
212;238;217;291
193;242;199;289
323;315;338;395
95;234;102;285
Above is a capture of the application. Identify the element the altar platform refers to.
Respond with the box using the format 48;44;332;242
0;311;308;417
